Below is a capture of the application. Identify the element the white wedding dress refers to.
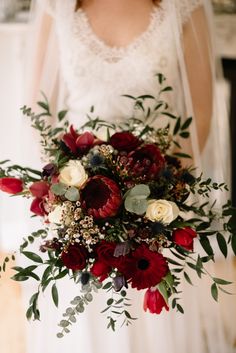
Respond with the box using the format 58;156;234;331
23;1;235;353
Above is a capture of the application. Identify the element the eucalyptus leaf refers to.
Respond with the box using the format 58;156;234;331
124;184;150;198
51;183;68;196
124;197;148;215
65;187;80;202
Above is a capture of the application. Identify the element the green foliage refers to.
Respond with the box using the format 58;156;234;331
124;184;150;215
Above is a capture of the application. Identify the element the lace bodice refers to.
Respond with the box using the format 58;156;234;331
43;0;203;126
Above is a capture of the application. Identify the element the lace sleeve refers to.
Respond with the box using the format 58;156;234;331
178;0;204;24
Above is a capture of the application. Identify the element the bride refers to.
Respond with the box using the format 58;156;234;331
22;0;234;352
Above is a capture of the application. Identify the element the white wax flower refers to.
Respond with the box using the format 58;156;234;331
146;199;179;224
59;160;88;188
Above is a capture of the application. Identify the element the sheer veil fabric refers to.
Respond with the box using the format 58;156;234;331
21;1;235;353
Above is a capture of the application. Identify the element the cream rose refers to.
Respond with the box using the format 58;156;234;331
59;160;88;188
146;199;179;224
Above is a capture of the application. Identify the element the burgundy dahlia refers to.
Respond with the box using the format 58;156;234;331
81;176;122;219
61;244;88;271
124;144;165;181
109;132;141;152
121;244;168;290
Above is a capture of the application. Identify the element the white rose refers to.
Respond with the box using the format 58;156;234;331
48;205;64;225
146;199;179;224
59;160;88;188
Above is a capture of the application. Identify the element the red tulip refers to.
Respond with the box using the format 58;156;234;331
172;227;197;251
0;177;23;194
30;198;46;217
29;181;50;198
143;288;169;314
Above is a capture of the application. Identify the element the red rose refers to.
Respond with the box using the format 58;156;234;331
30;198;46;217
172;227;197;251
81;175;122;219
120;144;165;181
0;177;23;194
143;288;169;314
95;241;125;269
90;261;111;282
61;244;88;271
109;132;141;152
29;181;50;198
62;126;102;155
121;244;169;290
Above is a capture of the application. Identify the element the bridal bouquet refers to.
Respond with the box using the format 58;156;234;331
0;74;235;336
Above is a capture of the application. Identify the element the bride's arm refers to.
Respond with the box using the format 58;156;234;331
183;6;213;153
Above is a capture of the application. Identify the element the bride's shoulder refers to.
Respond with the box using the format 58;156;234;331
176;0;204;24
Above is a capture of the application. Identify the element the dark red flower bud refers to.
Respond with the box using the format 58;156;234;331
109;132;141;152
29;181;50;198
61;244;88;271
172;227;197;251
143;288;169;314
0;177;23;194
30;198;46;217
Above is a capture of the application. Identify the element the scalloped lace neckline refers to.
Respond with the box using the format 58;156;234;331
74;4;165;62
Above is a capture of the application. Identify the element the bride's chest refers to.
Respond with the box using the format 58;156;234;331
54;1;179;87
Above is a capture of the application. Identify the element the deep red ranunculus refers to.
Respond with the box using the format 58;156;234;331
121;144;165;181
29;181;50;198
121;244;168;290
172;227;197;251
30;197;46;217
81;175;122;219
61;244;88;271
109;132;141;152
62;125;101;155
143;288;169;314
0;177;23;194
90;261;111;282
